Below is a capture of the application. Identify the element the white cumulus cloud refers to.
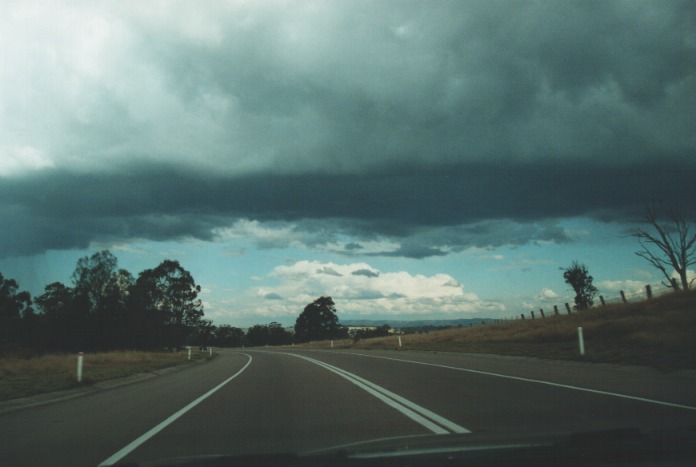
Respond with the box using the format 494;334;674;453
537;288;559;301
246;260;504;320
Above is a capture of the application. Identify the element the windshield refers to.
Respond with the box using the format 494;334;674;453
1;1;696;466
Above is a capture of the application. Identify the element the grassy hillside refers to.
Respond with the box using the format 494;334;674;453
300;289;696;371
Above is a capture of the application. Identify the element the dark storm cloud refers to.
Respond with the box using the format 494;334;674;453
135;0;695;170
2;161;695;258
377;243;448;259
1;1;695;258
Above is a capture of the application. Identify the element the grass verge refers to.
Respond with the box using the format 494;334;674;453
0;349;214;402
294;289;696;371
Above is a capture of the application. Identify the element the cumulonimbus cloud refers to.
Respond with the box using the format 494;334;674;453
1;1;694;259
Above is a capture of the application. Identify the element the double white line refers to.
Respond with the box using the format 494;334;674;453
286;353;470;435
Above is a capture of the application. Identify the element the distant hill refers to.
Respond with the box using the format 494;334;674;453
340;318;495;328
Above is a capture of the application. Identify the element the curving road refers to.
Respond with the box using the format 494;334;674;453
1;348;696;466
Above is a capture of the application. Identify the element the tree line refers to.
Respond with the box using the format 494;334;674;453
1;250;209;352
215;297;353;347
1;251;352;353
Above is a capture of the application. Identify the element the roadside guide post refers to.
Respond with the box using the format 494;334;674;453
188;347;192;361
578;327;585;356
77;352;84;383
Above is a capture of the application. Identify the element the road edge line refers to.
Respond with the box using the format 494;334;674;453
343;352;696;412
98;353;253;466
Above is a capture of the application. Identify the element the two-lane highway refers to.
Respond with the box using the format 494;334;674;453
2;349;696;466
287;350;696;435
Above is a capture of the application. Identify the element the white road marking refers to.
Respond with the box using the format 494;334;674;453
342;351;696;412
98;353;253;466
284;352;470;434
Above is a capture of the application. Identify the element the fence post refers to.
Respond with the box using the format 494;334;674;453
565;303;571;314
77;352;84;383
671;278;679;290
599;295;606;306
539;309;545;318
520;313;525;320
645;284;653;300
620;291;627;304
530;311;535;319
554;305;559;316
577;327;585;356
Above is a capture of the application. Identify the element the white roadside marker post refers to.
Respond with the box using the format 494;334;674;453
77;352;84;383
188;347;192;361
578;327;585;356
398;335;402;348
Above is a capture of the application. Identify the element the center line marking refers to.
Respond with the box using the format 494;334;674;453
283;352;470;435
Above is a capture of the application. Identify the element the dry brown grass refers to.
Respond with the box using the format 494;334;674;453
292;290;696;370
0;349;211;401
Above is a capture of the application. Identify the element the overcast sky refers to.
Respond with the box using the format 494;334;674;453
2;0;695;326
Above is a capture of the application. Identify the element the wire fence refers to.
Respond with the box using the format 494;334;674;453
515;281;676;321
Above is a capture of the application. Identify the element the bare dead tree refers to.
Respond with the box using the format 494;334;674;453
630;207;696;290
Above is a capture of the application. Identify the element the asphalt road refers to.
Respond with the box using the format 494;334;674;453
2;348;696;466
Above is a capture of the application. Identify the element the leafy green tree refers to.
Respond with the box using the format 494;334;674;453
35;282;76;350
190;319;215;347
294;296;345;343
245;324;269;347
71;250;130;314
350;324;391;342
35;282;73;318
213;325;245;347
0;273;33;346
69;250;134;349
563;261;598;310
244;322;293;346
131;259;203;348
267;322;293;345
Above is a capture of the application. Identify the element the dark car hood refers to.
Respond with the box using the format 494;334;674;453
119;425;696;466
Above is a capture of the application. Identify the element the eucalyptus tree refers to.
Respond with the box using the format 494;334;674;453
630;207;696;290
0;273;33;346
294;296;346;343
131;259;204;348
563;261;597;311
